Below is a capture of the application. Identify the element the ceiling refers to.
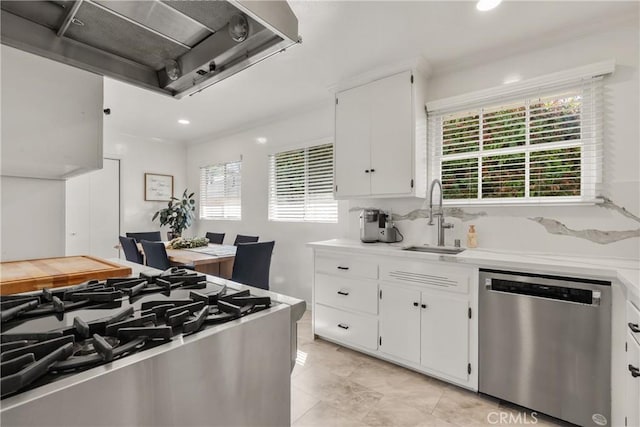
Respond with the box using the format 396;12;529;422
103;1;638;144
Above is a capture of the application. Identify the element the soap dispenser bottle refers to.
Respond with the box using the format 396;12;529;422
467;225;477;248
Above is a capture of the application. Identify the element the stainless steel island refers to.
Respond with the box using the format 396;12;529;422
0;259;306;426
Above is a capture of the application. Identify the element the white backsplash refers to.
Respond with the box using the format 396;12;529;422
347;197;640;260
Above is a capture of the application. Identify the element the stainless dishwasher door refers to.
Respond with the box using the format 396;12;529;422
479;269;611;427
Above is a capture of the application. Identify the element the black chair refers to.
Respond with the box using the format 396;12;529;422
231;241;275;290
126;231;162;242
233;234;259;246
206;232;225;245
140;240;171;270
119;236;143;264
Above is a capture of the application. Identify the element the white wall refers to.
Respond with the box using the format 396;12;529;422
188;106;348;302
0;177;66;261
103;128;188;239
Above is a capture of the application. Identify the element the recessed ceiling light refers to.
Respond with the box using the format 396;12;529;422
256;137;268;144
476;0;502;11
178;119;190;125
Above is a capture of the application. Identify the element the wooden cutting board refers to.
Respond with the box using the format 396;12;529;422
0;256;132;295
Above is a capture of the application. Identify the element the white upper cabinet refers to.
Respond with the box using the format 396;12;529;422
334;70;427;199
334;82;372;197
1;46;104;180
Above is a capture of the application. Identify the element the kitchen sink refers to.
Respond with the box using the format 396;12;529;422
402;246;466;255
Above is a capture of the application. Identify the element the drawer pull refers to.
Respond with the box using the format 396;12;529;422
337;266;349;271
629;322;640;333
629;364;640;378
337;290;350;296
337;323;350;330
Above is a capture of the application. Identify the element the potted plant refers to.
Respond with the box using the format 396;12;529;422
152;189;196;240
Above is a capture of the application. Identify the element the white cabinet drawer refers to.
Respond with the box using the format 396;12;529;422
315;274;378;315
380;259;472;294
315;253;378;280
314;305;378;350
628;300;640;344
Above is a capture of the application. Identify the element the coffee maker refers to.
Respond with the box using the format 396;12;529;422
359;209;380;243
360;209;400;243
378;212;398;243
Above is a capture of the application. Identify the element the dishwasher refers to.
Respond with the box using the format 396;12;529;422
479;269;611;427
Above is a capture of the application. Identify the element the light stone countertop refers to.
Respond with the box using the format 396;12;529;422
307;238;640;307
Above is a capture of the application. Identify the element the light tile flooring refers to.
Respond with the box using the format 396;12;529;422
292;311;567;427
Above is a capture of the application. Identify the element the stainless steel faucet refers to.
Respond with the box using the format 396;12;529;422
428;179;453;246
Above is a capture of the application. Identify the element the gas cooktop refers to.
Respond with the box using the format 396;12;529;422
0;267;272;398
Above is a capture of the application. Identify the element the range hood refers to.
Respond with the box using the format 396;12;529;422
0;1;300;98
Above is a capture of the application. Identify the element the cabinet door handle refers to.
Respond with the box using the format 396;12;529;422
421;304;427;309
370;168;376;173
336;266;349;271
413;302;419;307
337;323;349;330
629;322;640;333
365;170;370;173
629;364;640;378
337;290;349;296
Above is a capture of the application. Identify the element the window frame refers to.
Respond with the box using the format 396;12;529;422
199;160;242;221
268;141;338;223
428;78;604;207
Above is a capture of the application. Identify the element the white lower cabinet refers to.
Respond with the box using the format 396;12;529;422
379;284;421;363
420;291;469;381
626;330;640;427
313;248;478;390
378;284;471;381
625;300;640;427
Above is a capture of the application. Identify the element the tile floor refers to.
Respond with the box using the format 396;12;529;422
292;311;567;427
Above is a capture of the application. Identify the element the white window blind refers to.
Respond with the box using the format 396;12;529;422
428;77;603;205
199;161;241;220
268;143;338;222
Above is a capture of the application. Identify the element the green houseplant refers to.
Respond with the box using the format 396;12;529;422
152;189;196;240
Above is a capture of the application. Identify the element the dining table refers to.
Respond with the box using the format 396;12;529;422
165;244;236;278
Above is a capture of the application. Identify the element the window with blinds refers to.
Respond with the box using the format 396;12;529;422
428;78;603;204
268;143;338;222
199;161;241;220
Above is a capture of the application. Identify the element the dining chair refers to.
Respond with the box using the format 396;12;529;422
119;236;144;264
206;232;225;245
140;240;171;270
126;231;162;242
233;234;259;246
231;241;275;290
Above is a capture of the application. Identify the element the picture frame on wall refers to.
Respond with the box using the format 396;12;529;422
145;173;174;201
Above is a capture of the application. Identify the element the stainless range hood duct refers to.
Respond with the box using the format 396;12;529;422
0;0;300;99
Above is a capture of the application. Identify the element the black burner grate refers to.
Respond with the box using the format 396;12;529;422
0;268;272;399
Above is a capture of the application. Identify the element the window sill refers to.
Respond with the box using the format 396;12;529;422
268;219;338;224
199;217;242;221
442;198;603;208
